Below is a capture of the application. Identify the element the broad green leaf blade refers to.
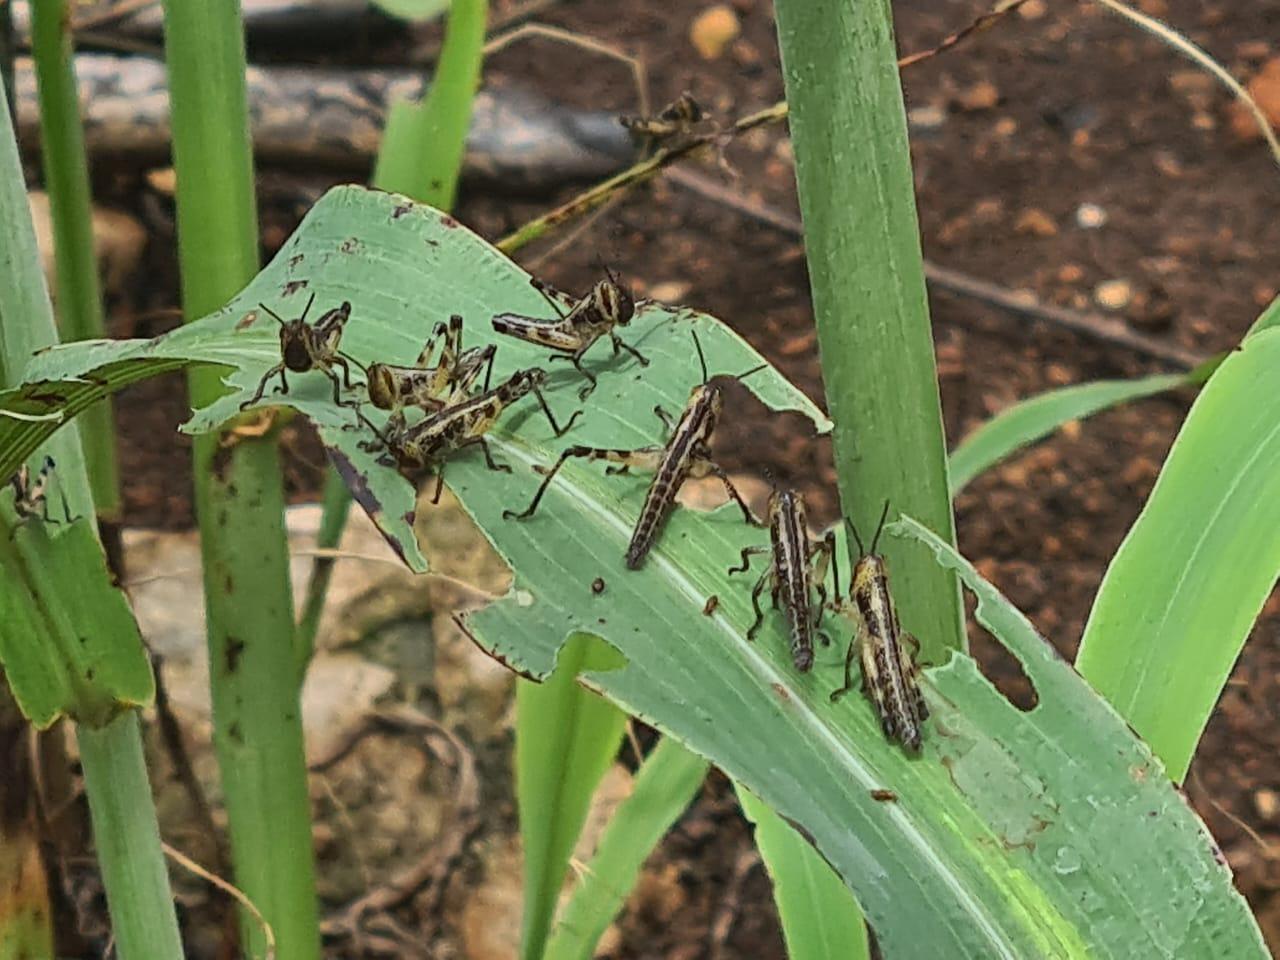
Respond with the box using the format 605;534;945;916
738;788;869;960
1077;327;1280;782
948;374;1187;495
471;489;1264;956
545;737;709;960
0;516;153;727
517;636;628;960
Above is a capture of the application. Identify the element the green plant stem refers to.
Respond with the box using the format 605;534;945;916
1;66;180;960
79;713;184;960
295;468;350;670
774;0;963;663
372;0;486;205
29;0;121;522
160;1;319;957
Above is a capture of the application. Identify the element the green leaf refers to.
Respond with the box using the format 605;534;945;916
0;516;153;728
516;635;628;960
1077;327;1280;782
738;788;869;960
545;737;709;960
948;374;1187;495
370;0;450;20
1;186;1263;953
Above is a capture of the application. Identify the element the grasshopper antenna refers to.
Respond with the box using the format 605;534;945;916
692;329;710;384
258;303;287;326
845;516;865;557
868;499;891;555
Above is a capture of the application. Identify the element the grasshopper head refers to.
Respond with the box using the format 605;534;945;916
598;269;635;326
280;321;314;372
366;363;398;410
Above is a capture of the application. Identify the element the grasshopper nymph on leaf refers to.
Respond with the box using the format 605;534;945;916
5;455;73;533
504;330;760;569
364;313;496;435
830;501;929;753
491;267;646;400
729;488;838;673
360;367;581;505
241;292;359;410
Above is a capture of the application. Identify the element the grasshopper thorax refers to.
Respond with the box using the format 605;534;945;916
500;367;548;401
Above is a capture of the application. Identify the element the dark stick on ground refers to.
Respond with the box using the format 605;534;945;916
664;165;1204;372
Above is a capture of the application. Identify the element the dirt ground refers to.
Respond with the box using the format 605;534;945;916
90;0;1280;955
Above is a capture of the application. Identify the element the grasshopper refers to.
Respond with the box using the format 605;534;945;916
729;489;838;673
6;455;72;533
241;293;358;410
620;92;705;144
504;330;759;570
491;268;646;400
830;501;929;753
362;367;581;504
365;313;496;435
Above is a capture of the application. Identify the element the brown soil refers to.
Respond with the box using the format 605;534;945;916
95;0;1280;956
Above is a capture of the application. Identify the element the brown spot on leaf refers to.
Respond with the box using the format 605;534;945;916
289;254;304;269
224;635;245;674
392;202;414;219
591;577;606;594
870;789;898;802
283;279;307;296
440;215;459;228
235;310;257;331
702;595;719;616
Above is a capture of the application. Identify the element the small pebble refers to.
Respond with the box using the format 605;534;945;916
1075;203;1108;229
689;4;740;60
1255;788;1279;821
907;104;947;133
1094;279;1134;311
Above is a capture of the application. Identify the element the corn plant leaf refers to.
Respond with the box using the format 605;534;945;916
1077;326;1280;782
0;186;1265;955
0;515;153;727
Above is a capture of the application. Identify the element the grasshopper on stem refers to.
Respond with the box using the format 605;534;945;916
504;330;759;569
620;92;705;145
830;501;929;753
241;292;358;410
365;313;496;435
491;267;646;400
729;489;838;673
361;367;581;505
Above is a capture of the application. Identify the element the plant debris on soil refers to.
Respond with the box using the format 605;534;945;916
67;0;1280;955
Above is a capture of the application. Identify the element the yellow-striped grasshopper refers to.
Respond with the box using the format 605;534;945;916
729;489;838;673
361;367;580;504
365;313;496;435
491;268;646;399
241;293;358;409
830;501;929;753
504;331;758;569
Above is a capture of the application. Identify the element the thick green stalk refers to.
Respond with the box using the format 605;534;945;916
29;0;121;522
159;1;319;957
0;69;181;960
775;0;963;662
79;714;184;959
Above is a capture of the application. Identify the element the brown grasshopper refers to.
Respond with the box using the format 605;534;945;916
620;92;705;144
504;330;759;570
729;489;839;673
6;455;72;533
830;501;929;753
241;293;358;410
365;314;496;435
361;367;581;505
491;268;646;400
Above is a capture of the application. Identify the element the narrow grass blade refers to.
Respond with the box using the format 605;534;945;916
517;634;628;960
738;788;869;960
29;0;120;520
948;374;1187;495
1076;327;1280;781
545;737;708;960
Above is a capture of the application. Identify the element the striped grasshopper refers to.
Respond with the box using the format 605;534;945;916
364;313;496;435
729;489;838;673
504;330;759;569
241;293;359;409
491;268;646;400
361;367;580;504
830;501;929;753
